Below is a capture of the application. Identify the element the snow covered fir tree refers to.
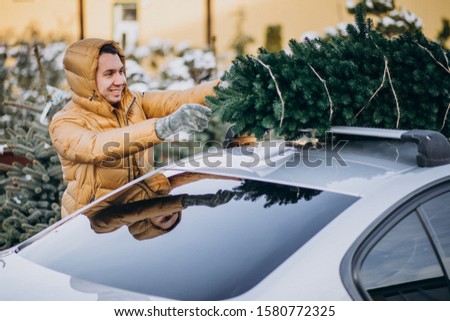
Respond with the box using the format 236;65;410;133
207;3;450;140
0;41;69;249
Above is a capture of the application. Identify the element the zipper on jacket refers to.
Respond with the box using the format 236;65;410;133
113;109;132;183
125;97;141;180
125;96;136;125
89;90;97;101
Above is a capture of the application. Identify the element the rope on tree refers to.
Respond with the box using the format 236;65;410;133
250;56;286;127
307;63;334;122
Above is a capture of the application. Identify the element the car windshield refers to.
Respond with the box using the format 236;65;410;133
18;170;358;300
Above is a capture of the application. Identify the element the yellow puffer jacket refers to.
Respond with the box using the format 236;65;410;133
49;38;218;218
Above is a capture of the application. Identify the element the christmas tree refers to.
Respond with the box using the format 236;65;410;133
207;3;450;140
0;41;68;250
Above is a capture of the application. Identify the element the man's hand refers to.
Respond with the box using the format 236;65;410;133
155;103;211;139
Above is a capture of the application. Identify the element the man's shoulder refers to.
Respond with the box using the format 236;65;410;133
50;101;88;126
128;89;144;102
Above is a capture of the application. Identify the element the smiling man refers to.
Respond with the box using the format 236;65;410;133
49;39;219;218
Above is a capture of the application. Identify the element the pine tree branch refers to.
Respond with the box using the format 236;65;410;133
308;64;334;122
33;44;49;98
250;56;285;127
3;101;41;113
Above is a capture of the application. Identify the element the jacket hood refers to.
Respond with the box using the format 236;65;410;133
86;193;185;241
63;38;127;107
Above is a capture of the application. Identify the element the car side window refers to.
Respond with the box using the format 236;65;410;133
420;192;450;278
356;191;450;301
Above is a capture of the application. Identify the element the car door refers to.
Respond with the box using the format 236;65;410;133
345;183;450;300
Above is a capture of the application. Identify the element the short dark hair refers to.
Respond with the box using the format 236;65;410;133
151;212;182;232
99;43;119;55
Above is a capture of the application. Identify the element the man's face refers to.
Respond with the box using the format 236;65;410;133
96;53;126;105
150;212;181;231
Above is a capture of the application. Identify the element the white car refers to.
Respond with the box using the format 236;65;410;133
1;126;449;300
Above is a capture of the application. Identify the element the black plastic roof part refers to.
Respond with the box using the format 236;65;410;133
401;130;450;168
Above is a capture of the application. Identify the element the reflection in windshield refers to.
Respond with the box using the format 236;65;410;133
359;212;448;300
85;172;323;240
85;172;238;240
20;170;358;300
232;179;321;208
88;190;235;240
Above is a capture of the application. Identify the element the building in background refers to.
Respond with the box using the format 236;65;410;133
113;2;139;54
0;0;449;58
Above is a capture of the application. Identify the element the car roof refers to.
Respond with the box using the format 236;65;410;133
166;140;414;197
165;127;450;197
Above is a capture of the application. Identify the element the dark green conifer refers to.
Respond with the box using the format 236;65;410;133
207;3;450;140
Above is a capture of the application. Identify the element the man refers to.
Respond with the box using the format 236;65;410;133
83;171;240;240
49;38;219;218
88;186;235;240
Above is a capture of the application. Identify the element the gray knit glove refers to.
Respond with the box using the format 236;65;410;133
155;103;212;139
181;190;235;208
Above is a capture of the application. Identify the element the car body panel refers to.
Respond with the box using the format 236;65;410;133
1;134;449;300
0;252;153;300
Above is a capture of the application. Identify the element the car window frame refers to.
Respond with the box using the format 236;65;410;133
341;180;450;300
